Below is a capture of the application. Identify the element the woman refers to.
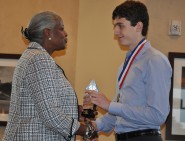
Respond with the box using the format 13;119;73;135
3;11;97;141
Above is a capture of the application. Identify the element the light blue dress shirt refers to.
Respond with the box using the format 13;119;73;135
96;41;172;134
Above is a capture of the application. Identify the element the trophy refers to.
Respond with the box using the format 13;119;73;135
81;80;98;119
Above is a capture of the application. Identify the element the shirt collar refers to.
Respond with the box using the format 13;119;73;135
28;42;46;52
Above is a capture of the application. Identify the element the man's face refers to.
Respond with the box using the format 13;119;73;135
113;17;140;50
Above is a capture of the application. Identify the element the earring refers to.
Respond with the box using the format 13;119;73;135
49;37;51;40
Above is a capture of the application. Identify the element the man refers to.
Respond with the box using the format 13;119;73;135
85;1;172;141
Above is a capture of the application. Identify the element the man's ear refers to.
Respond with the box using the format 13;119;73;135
136;21;143;33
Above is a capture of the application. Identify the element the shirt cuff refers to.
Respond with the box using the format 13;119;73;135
108;102;123;116
95;118;103;132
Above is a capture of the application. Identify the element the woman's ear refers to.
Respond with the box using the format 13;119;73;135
136;21;143;33
43;28;51;38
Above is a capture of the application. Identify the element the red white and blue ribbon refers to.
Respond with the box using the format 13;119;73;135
118;38;147;89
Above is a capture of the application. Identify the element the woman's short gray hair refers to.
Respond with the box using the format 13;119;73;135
22;11;61;44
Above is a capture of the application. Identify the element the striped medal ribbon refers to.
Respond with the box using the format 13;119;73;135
118;39;147;89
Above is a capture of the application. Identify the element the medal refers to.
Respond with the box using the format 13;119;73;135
117;93;120;102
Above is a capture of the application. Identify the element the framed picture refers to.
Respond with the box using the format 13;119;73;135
0;53;21;126
166;52;185;140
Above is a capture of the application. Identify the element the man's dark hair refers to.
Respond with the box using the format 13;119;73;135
112;0;149;36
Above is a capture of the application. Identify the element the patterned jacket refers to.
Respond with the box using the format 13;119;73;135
3;42;80;141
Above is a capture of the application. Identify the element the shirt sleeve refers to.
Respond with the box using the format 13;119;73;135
109;54;172;125
96;113;116;133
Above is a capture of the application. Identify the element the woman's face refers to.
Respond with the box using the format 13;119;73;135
50;20;68;51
